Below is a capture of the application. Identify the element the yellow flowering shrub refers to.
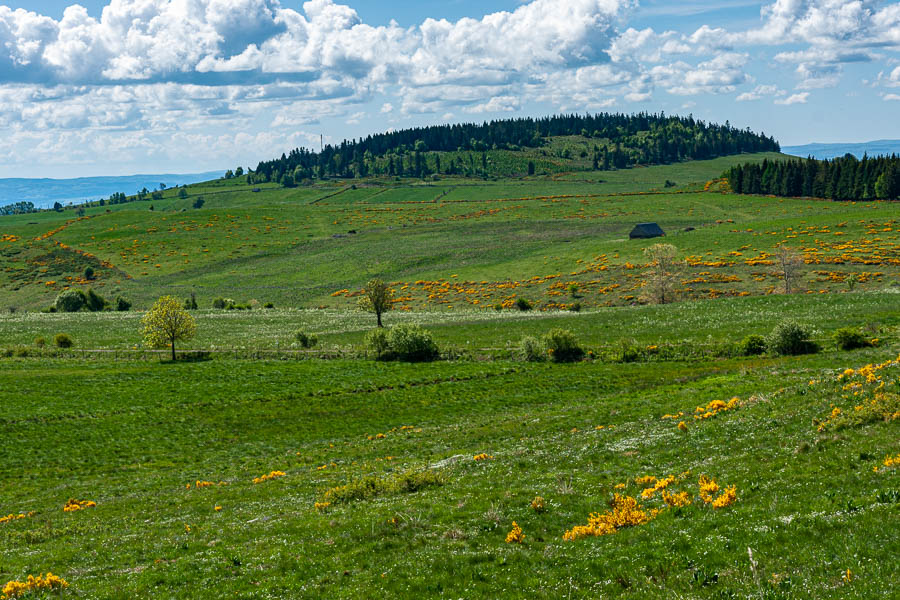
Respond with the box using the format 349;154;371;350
563;494;655;541
62;499;96;512
0;512;33;525
874;453;900;472
505;521;525;544
662;490;692;507
473;453;493;461
2;573;68;599
314;502;331;512
712;486;737;508
694;397;740;420
252;470;286;484
678;421;688;432
818;355;900;432
698;475;720;503
530;496;546;513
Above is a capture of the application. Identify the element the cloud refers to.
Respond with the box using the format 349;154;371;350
775;92;810;105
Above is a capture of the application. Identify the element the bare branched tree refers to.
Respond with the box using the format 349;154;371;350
641;243;683;304
774;246;804;294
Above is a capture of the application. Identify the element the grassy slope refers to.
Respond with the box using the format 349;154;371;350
1;346;897;598
4;151;861;311
1;147;898;598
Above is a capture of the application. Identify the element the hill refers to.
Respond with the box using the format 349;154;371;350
0;172;224;210
1;135;899;598
782;139;900;160
253;113;779;182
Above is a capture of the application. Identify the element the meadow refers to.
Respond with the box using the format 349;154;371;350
1;148;898;599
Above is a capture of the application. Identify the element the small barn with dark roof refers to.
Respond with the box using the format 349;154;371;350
629;223;665;239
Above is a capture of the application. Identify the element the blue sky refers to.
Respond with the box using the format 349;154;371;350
0;1;898;177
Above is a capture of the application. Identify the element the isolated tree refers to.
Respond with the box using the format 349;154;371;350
774;245;804;294
55;289;86;312
641;243;683;304
178;188;188;199
358;278;394;327
193;196;205;209
141;295;197;361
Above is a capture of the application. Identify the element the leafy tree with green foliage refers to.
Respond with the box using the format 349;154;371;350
141;296;197;361
358;278;393;327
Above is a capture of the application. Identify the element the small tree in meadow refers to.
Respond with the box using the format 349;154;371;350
358;278;394;327
641;243;683;304
774;245;804;294
141;295;197;361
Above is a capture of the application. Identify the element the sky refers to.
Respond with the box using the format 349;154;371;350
0;0;898;178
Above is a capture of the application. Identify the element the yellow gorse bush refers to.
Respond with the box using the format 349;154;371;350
563;494;655;541
530;496;546;513
564;473;737;541
62;499;96;512
2;573;68;599
0;513;33;525
252;470;286;484
505;521;525;544
473;453;493;461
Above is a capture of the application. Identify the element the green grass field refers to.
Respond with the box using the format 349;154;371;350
1;149;899;598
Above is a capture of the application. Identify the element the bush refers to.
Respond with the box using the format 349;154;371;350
833;328;872;351
322;470;444;506
13;346;30;357
212;297;226;309
366;325;439;362
543;328;585;363
767;321;819;356
365;328;391;359
34;337;46;348
387;324;439;362
519;336;545;362
295;331;319;348
115;296;132;311
54;333;74;348
515;298;533;311
84;266;95;280
85;288;107;312
263;302;274;309
739;334;767;356
569;302;582;312
55;289;86;312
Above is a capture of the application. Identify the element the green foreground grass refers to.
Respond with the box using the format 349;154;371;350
1;297;899;598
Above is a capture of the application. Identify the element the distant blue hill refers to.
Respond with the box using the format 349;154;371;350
0;171;223;210
782;140;900;160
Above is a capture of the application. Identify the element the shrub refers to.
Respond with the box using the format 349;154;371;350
767;321;819;356
569;302;582;312
515;298;533;311
519;336;545;362
34;337;46;348
55;289;86;312
212;298;226;309
13;346;29;357
739;334;767;356
295;331;319;348
387;324;439;362
263;302;274;309
365;328;391;359
833;328;872;351
322;470;444;506
115;296;132;312
366;325;439;362
54;333;74;348
543;328;585;363
85;288;107;312
84;266;95;280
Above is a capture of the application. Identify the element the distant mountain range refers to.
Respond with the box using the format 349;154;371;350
0;171;223;210
782;140;900;160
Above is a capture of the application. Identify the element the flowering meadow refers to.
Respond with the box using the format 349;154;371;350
1;152;898;597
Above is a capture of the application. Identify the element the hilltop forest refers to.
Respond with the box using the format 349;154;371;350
251;113;779;183
725;154;900;200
